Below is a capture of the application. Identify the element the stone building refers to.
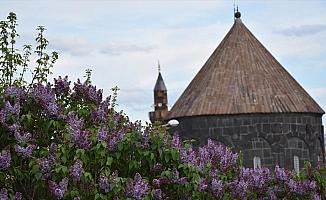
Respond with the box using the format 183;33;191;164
150;11;325;170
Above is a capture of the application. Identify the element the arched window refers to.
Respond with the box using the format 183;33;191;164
253;156;261;169
293;156;299;174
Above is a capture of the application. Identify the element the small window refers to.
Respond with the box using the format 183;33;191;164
317;155;321;162
253;156;261;169
294;156;299;174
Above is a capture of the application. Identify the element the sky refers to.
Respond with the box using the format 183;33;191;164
1;0;326;130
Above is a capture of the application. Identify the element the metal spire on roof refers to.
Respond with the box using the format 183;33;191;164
234;5;241;19
158;60;161;73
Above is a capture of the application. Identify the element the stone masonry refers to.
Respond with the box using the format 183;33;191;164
170;113;325;170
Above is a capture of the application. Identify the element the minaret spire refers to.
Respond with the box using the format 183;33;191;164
149;61;169;123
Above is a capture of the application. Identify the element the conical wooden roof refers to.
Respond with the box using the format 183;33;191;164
167;17;324;119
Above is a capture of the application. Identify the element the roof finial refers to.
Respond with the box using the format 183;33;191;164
158;60;161;73
234;5;241;19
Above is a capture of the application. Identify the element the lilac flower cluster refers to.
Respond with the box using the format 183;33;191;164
92;97;110;124
210;178;223;197
72;79;103;105
99;173;110;193
38;155;56;179
180;139;238;172
14;129;31;143
0;189;23;200
98;126;108;142
126;173;149;200
239;167;272;191
153;189;163;199
107;129;125;151
4;101;20;116
48;177;68;199
69;160;83;182
198;178;208;192
229;167;272;198
99;171;118;193
53;76;70;96
0;188;7;200
31;83;60;117
15;144;35;158
0;150;11;170
13;192;22;200
67;112;91;150
172;132;181;149
5;85;26;102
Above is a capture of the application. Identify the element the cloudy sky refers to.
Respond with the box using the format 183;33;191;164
1;0;326;126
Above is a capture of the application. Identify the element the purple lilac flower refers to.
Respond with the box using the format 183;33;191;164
48;177;68;199
31;83;60;117
198;178;208;192
73;197;80;200
69;160;83;182
178;177;188;185
92;98;110;124
54;76;70;96
172;132;181;149
72;79;103;104
211;178;223;197
9;123;21;134
209;169;219;178
5;86;26;101
240;167;272;192
171;168;179;183
99;173;110;193
4;101;20;116
71;130;91;150
14;131;31;143
286;179;317;195
37;143;57;179
153;189;163;200
231;179;248;199
38;157;55;179
13;192;22;200
141;129;149;148
0;188;8;200
313;193;321;200
15;144;35;157
66;112;84;132
0;150;11;170
0;110;6;124
49;143;58;156
158;176;169;185
107;129;125;151
112;112;124;124
98;127;108;142
126;173;149;200
180;147;198;167
152;179;161;187
152;163;163;172
274;165;291;183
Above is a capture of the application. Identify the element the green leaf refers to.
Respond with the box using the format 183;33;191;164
106;157;113;166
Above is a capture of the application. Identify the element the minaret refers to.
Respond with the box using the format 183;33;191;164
149;61;169;123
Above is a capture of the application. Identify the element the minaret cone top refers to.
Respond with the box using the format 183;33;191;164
154;72;167;91
167;14;324;119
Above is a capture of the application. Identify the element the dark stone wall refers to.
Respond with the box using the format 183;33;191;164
170;113;324;169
